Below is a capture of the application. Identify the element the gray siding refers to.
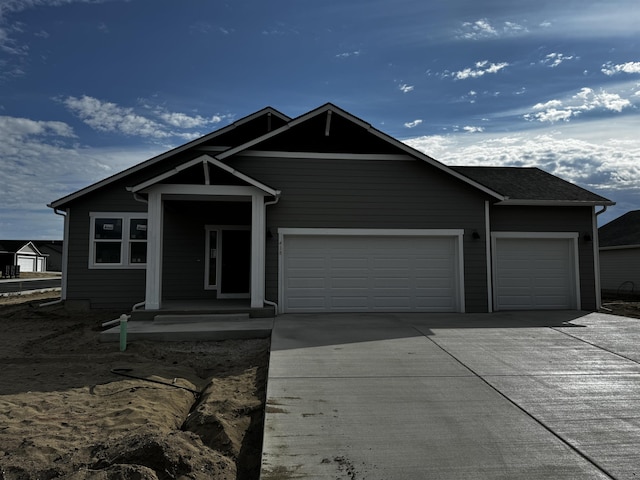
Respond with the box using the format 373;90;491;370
490;205;597;310
600;248;640;293
65;182;147;310
229;156;491;312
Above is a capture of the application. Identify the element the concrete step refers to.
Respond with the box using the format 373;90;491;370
154;313;250;324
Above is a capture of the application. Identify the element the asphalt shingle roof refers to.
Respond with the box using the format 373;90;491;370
451;166;612;203
598;210;640;247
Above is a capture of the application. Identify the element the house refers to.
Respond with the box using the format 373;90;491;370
599;210;640;297
34;240;64;272
48;103;614;314
0;240;48;276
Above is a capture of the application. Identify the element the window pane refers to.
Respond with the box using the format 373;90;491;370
95;218;122;239
130;243;147;264
95;242;121;263
130;219;148;240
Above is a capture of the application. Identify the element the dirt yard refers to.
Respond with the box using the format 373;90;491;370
0;292;269;480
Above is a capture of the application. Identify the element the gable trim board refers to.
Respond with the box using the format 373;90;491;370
278;228;465;313
491;232;581;311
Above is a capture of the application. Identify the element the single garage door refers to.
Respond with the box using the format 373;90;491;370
493;236;578;310
281;233;461;313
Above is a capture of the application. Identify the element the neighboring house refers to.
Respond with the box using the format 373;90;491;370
48;103;614;313
0;241;48;275
34;241;64;272
599;210;640;296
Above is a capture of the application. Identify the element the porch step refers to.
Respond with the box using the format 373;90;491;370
154;313;250;324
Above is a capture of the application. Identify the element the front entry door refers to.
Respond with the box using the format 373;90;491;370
205;226;250;298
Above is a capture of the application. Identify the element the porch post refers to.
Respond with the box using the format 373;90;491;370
145;190;164;310
250;193;266;308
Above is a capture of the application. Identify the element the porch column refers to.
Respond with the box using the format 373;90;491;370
145;190;164;310
250;193;266;308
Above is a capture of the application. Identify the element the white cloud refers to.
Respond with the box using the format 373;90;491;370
462;126;484;133
542;52;575;68
524;87;633;123
457;18;527;40
0;111;164;238
158;111;223;129
335;50;360;59
62;95;225;140
404;119;422;128
399;83;414;93
64;95;171;138
451;60;509;80
601;61;640;76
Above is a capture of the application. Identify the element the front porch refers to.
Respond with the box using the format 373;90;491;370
129;298;275;321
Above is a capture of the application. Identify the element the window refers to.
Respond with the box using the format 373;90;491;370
90;213;148;268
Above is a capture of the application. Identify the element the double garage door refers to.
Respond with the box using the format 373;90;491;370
281;232;463;313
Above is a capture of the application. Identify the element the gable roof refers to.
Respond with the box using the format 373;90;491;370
49;103;614;210
49;107;290;209
452;166;614;206
216;103;506;200
0;241;44;255
599;210;640;247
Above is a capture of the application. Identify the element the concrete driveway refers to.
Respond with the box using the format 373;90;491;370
261;311;640;479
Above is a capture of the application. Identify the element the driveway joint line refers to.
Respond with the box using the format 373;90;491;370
415;325;618;480
552;326;640;366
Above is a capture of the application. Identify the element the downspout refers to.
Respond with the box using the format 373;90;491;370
593;205;608;310
131;193;148;311
262;193;281;315
40;208;69;307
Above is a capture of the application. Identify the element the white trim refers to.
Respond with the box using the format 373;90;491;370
235;151;415;161
143;184;268;197
491;232;581;310
277;228;465;313
277;228;464;237
491;231;579;239
592;207;602;309
250;194;265;307
130;154;280;197
145;192;163;310
88;212;148;270
484;201;493;313
600;244;640;251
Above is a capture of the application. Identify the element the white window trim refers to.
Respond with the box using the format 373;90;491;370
89;212;148;269
490;231;581;310
277;228;466;313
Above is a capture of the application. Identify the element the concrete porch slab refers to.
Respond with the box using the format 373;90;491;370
100;317;273;343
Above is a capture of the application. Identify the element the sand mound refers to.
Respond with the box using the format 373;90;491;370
0;296;269;480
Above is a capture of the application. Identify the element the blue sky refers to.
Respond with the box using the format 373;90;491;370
1;0;639;239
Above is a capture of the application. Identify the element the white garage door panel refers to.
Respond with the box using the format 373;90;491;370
283;235;459;313
17;256;36;272
494;237;576;310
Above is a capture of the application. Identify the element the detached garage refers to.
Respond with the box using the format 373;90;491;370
492;233;580;311
279;229;464;313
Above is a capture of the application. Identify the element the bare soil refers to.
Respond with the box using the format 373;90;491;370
0;292;269;480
